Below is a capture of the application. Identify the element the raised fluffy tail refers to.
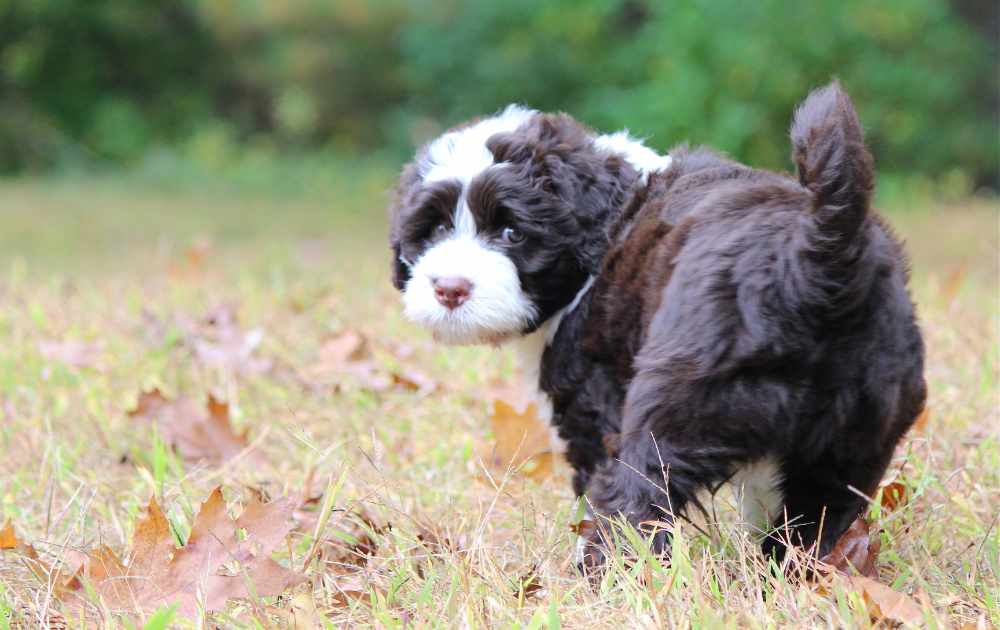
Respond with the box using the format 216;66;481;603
790;81;874;248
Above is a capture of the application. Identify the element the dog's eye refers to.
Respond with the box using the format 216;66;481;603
434;223;449;238
501;227;525;244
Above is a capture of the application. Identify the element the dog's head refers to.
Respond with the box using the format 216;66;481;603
389;106;644;345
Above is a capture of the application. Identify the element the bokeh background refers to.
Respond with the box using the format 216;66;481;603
1;0;997;194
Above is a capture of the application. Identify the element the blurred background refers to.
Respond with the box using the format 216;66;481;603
0;0;997;274
1;0;996;194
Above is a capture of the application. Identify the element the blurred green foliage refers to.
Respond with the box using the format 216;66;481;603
1;0;996;187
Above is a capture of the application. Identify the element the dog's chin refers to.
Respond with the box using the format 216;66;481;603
404;306;525;346
430;328;518;347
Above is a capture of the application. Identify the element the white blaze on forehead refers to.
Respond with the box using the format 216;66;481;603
421;105;536;240
453;198;476;237
421;104;537;185
594;130;673;182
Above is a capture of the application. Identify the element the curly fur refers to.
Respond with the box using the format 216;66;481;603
388;82;926;567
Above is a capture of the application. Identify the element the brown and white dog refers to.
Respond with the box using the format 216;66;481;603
388;82;926;568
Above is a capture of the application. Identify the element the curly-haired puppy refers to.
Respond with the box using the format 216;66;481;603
388;82;926;567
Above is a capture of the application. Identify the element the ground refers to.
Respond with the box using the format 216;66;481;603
0;173;996;628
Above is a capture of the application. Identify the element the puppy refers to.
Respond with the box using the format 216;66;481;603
388;82;926;566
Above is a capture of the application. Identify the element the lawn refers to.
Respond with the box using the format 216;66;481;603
0;173;996;628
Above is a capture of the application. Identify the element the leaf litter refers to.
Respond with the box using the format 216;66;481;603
128;389;268;465
186;304;272;376
5;488;306;622
479;398;556;482
816;505;925;625
300;329;438;395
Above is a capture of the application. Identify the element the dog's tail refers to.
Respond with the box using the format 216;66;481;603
790;81;874;250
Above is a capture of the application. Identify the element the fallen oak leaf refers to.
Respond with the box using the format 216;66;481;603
319;330;371;364
845;575;925;626
128;389;267;465
301;330;372;381
291;493;325;534
389;368;438;395
193;329;271;376
0;519;17;549
321;510;388;569
880;480;909;512
328;571;379;608
479;400;555;481
819;517;880;578
58;489;305;621
1;523;95;598
267;591;326;629
302;330;433;394
188;305;272;376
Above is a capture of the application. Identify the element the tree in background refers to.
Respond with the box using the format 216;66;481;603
1;0;995;188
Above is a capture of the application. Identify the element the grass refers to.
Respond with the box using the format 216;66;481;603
0;172;997;628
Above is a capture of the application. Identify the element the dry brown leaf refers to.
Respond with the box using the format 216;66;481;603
481;400;554;481
322;510;386;569
188;305;272;376
880;480;909;512
847;575;925;626
128;389;267;465
302;330;435;394
320;331;371;364
292;494;325;534
513;567;544;599
0;520;50;570
38;339;103;370
267;591;326;629
0;518;17;549
328;571;376;608
168;237;212;282
57;488;304;620
819;517;880;578
912;406;931;433
390;368;438;395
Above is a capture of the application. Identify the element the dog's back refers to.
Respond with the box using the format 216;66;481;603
583;82;926;560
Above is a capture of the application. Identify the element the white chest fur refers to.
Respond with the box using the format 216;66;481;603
511;321;566;453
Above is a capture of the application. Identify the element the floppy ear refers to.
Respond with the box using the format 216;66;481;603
530;115;639;274
388;162;421;291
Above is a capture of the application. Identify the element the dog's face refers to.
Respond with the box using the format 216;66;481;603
389;106;639;345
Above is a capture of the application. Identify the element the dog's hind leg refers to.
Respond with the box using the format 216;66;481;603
577;388;764;570
762;438;898;564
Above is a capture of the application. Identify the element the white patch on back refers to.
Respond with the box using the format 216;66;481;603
422;105;537;185
594;130;673;182
731;456;784;536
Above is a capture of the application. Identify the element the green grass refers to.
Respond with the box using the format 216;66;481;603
0;173;997;628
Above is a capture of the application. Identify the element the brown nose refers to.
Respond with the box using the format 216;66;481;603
432;276;473;309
